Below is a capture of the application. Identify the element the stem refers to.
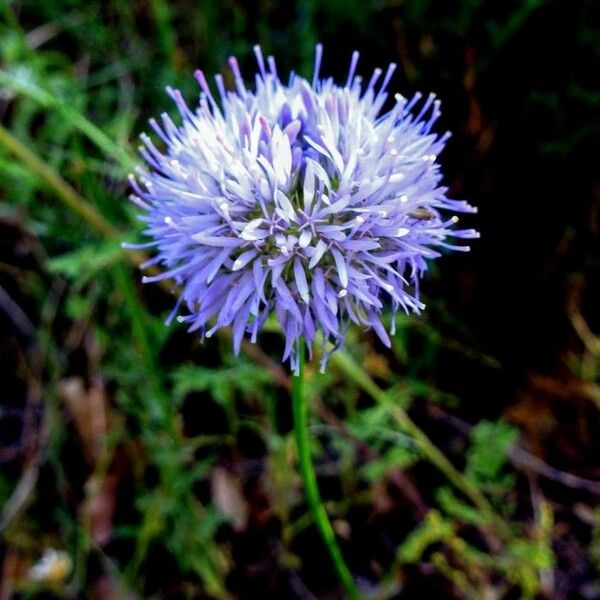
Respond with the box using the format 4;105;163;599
332;349;511;540
0;123;118;238
0;71;137;172
150;0;177;66
292;339;361;600
0;124;167;289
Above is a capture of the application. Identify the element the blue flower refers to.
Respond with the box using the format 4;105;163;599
126;45;478;372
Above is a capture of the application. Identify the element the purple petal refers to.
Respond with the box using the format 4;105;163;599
293;257;310;303
330;247;348;288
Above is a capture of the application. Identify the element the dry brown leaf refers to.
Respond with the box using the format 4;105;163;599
211;466;248;532
82;472;119;547
59;377;107;464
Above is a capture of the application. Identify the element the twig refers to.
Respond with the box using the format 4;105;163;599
0;123;118;238
567;279;600;357
0;279;61;533
0;285;35;337
0;457;40;533
427;404;600;495
0;71;137;171
314;401;428;518
527;475;555;594
239;338;291;390
331;350;512;541
0;124;169;290
511;447;600;495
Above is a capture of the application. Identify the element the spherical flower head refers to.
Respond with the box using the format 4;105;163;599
127;45;479;373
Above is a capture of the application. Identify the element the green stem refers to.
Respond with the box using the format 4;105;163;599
0;124;162;284
292;339;361;600
332;349;511;540
150;0;177;66
0;71;137;172
0;123;118;238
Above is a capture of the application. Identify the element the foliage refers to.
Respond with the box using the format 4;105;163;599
1;0;599;598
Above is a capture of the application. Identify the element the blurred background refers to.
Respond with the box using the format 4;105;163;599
0;0;599;598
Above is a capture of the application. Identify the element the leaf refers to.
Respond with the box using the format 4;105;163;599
48;238;126;286
171;362;271;407
58;377;107;464
436;487;486;526
508;539;554;571
465;420;518;485
396;510;454;564
360;445;418;482
211;467;248;531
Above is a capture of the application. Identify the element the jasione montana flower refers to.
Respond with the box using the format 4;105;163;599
126;45;478;372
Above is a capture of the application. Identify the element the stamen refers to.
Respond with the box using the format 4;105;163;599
346;50;360;88
312;43;323;88
253;45;267;78
228;56;246;95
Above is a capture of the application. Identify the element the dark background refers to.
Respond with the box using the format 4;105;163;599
1;1;599;598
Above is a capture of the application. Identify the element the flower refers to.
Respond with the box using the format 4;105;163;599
126;45;478;372
28;549;72;584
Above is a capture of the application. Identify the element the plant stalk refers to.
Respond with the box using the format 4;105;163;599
292;339;361;599
332;349;511;540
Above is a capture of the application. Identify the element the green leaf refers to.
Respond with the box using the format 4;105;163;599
360;445;418;482
396;510;454;564
48;238;126;286
171;362;271;407
436;486;486;525
465;420;518;485
508;539;554;570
